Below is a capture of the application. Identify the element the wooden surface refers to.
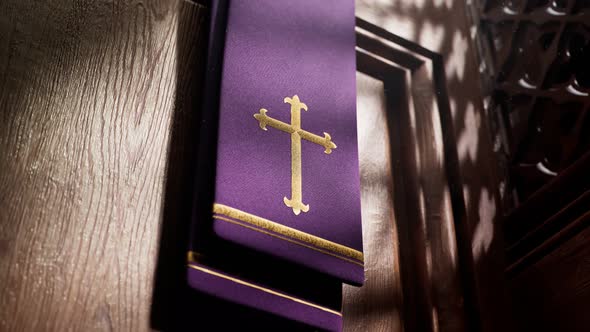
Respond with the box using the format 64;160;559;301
351;21;475;332
503;152;590;331
0;0;494;331
343;72;404;332
0;1;412;330
509;224;590;332
0;0;207;330
356;2;510;331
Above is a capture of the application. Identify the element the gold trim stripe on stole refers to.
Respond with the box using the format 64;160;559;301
187;263;342;316
212;203;364;263
212;215;363;266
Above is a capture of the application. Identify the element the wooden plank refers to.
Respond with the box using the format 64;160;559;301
0;0;207;330
504;151;590;248
343;72;404;332
509;223;590;332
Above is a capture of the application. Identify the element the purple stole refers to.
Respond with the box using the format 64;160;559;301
188;0;362;330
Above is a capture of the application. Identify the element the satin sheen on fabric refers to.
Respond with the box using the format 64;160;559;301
213;0;363;285
186;0;360;330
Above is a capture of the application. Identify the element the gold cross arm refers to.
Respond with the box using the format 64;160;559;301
253;95;337;215
254;109;337;154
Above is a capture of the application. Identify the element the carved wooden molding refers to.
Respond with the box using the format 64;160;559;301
353;18;479;332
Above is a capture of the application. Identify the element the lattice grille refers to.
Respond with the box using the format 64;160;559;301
474;0;590;203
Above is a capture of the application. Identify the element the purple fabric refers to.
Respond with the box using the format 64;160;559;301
214;0;363;284
214;218;363;285
187;263;342;332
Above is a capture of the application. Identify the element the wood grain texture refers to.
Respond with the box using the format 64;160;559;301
350;23;475;331
356;2;510;331
343;72;404;332
0;0;494;330
509;223;590;332
0;0;207;330
502;150;590;330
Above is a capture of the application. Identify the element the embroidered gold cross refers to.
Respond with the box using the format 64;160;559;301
254;95;336;215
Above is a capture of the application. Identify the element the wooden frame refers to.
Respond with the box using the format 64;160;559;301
354;18;479;332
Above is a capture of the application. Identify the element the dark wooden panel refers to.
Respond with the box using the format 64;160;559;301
503;151;590;331
509;223;590;332
504;151;590;260
357;5;512;330
353;21;476;332
343;71;404;332
0;0;207;330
